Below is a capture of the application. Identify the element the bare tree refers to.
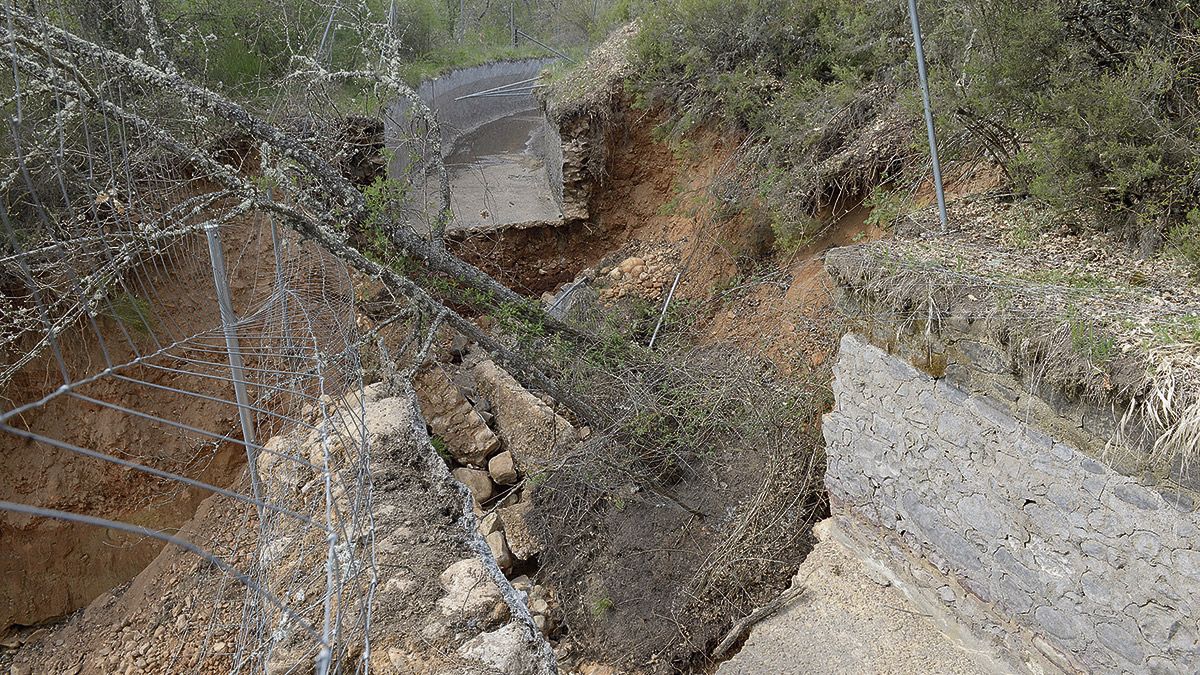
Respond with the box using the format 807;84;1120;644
0;1;593;414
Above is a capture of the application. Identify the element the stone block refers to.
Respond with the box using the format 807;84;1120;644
452;467;496;504
824;331;1200;672
1113;482;1161;511
990;572;1035;615
416;365;501;467
485;531;514;572
498;500;542;561
1033;604;1085;644
472;359;577;472
488;451;519;485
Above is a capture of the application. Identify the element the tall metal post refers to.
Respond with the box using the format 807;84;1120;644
907;0;949;230
269;215;293;353
204;224;262;506
510;2;518;47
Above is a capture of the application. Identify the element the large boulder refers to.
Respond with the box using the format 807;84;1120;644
470;360;577;472
451;467;496;505
457;623;542;675
487;451;519;485
436;559;504;620
415;365;501;467
497;500;543;561
485;531;515;573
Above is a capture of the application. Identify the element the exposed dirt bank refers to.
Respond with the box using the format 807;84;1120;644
454;108;885;378
449;98;897;671
0;218;326;632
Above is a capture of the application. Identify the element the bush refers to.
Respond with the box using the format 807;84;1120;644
630;0;1200;256
933;1;1200;238
631;0;915;234
1169;210;1200;274
393;0;451;58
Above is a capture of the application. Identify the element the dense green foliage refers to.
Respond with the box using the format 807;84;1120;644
69;0;623;95
632;0;1200;267
635;0;908;133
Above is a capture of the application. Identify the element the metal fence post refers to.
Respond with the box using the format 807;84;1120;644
510;2;518;46
907;0;949;231
204;224;262;507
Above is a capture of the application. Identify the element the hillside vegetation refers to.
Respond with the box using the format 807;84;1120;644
628;0;1200;269
70;0;626;96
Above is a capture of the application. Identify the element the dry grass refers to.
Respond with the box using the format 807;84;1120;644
826;195;1200;470
516;291;828;672
540;22;638;124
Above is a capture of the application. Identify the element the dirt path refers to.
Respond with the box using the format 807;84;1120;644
718;522;998;675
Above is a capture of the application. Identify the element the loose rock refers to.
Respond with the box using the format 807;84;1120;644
486;531;515;572
488;451;519;485
452;467;496;504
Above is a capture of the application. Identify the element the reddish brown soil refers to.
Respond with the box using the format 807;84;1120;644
0;219;310;631
455;111;886;376
449;113;753;298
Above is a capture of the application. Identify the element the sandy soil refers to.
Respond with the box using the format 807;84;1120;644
0;215;347;631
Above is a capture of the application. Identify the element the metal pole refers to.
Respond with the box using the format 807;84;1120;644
517;30;576;64
648;272;682;349
907;0;948;230
269;215;293;353
453;75;543;101
510;2;517;47
204;224;262;507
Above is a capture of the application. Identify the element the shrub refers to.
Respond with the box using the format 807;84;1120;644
1168;209;1200;274
393;0;451;58
630;0;1200;256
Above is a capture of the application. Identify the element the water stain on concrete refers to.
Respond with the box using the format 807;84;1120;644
445;110;562;233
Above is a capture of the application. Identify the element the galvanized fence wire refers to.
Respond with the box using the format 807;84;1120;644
0;8;381;673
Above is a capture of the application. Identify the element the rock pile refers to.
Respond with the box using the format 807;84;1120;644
599;251;675;301
511;575;561;640
415;348;574;639
3;384;553;675
416;365;500;467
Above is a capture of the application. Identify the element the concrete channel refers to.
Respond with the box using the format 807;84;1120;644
386;58;564;235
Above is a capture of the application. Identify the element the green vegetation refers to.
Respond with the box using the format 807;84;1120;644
864;187;914;230
1169;210;1200;273
101;291;154;336
1149;314;1200;348
1067;310;1118;363
590;595;615;617
627;0;1200;266
360;176;410;262
429;434;452;463
771;212;822;252
68;0;628;102
158;0;381;92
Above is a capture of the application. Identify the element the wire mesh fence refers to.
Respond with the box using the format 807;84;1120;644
1;210;376;671
0;8;379;667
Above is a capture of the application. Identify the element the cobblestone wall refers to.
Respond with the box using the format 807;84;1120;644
824;332;1200;673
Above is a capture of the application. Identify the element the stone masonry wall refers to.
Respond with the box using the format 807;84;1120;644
824;332;1200;673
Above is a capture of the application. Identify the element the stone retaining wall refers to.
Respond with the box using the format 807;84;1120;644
824;332;1200;673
